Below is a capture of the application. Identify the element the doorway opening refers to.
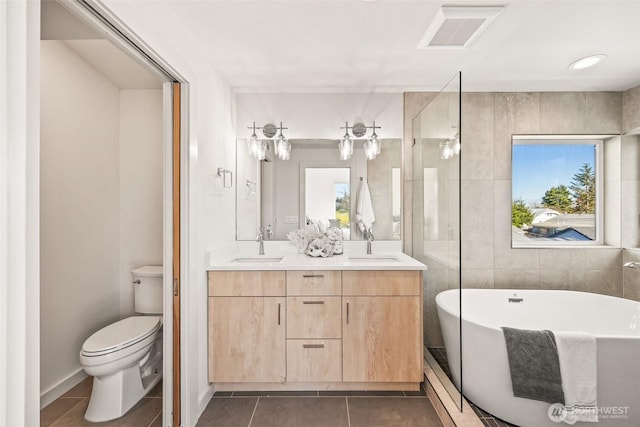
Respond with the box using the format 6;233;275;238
39;1;186;426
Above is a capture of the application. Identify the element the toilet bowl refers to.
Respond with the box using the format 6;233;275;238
79;266;163;422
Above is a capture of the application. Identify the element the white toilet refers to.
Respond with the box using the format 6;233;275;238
79;265;163;422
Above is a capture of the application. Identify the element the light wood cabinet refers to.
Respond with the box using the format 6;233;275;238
343;295;422;383
208;271;286;383
208;268;423;389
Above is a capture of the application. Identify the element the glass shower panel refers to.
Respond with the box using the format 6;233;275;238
412;73;462;409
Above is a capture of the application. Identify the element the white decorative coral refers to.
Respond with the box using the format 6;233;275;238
305;235;335;258
287;225;341;257
286;226;321;254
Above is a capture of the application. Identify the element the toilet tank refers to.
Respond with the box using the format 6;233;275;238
132;266;163;314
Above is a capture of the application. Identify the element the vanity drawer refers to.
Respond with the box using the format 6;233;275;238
286;270;341;296
208;271;286;296
342;270;421;296
286;296;341;339
286;339;342;382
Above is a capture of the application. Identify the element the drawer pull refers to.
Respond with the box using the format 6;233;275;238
303;344;325;349
302;300;325;305
302;274;324;279
278;303;281;325
346;302;350;324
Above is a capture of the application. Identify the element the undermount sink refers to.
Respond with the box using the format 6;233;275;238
348;255;400;263
230;256;284;264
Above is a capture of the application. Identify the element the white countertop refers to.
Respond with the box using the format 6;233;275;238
208;247;426;271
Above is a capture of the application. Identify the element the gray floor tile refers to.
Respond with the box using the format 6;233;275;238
147;381;163;398
319;390;405;397
347;397;444;427
197;397;258;427
251;397;349;427
41;398;83;427
149;412;163;427
234;390;318;397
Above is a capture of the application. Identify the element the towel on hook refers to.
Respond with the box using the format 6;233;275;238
555;331;598;424
355;179;375;232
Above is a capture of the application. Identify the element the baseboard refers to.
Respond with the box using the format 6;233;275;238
40;368;88;409
196;383;216;422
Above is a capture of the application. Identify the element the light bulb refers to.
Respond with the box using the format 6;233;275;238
248;134;259;158
255;139;267;161
339;135;353;161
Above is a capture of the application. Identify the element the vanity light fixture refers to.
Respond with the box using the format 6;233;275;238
568;54;606;70
247;122;290;161
339;121;383;161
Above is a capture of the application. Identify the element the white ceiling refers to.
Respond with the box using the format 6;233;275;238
143;0;640;92
41;0;163;89
42;0;640;93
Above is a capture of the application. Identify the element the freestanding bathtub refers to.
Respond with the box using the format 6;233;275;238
436;289;640;427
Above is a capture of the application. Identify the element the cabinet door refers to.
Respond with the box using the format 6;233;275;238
209;297;285;382
343;296;422;382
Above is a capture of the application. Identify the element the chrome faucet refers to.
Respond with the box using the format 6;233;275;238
266;224;273;241
257;228;265;255
366;228;374;255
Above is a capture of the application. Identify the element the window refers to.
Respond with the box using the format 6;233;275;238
511;136;603;247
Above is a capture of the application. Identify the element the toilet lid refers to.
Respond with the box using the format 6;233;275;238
82;316;162;355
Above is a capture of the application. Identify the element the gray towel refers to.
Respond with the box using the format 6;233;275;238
502;327;565;404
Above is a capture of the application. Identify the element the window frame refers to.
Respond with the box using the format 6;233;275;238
511;135;606;248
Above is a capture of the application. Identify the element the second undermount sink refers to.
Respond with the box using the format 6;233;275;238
348;255;400;263
230;256;284;264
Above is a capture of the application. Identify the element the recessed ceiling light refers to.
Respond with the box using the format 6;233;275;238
568;54;607;70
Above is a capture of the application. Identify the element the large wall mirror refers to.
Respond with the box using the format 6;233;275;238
236;138;402;241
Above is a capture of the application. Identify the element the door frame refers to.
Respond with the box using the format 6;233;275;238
55;1;188;425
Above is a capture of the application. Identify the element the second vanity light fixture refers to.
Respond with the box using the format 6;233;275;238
247;122;290;161
339;121;382;161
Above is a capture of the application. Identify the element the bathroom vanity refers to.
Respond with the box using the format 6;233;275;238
207;252;426;391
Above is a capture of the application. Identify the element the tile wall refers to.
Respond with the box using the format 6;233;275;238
405;89;640;346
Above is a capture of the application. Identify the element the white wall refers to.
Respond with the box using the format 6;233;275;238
101;2;238;425
40;42;164;405
236;93;403;139
119;89;164;316
0;1;41;425
40;40;121;399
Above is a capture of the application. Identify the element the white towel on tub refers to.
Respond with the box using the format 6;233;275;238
555;331;598;424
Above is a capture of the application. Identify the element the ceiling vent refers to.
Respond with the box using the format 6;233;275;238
417;6;504;49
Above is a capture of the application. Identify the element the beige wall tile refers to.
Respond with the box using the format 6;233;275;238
539;248;586;270
622;85;640;134
494;269;540;289
539;92;586;133
584;248;622;270
585;92;622;134
461;93;495;180
585;270;623;297
539;269;587;291
462;269;494;289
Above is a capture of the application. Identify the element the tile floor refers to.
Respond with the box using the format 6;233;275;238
42;379;443;427
40;377;162;427
197;384;444;427
428;347;519;427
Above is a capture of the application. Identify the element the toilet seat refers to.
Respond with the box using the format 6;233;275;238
81;316;162;358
